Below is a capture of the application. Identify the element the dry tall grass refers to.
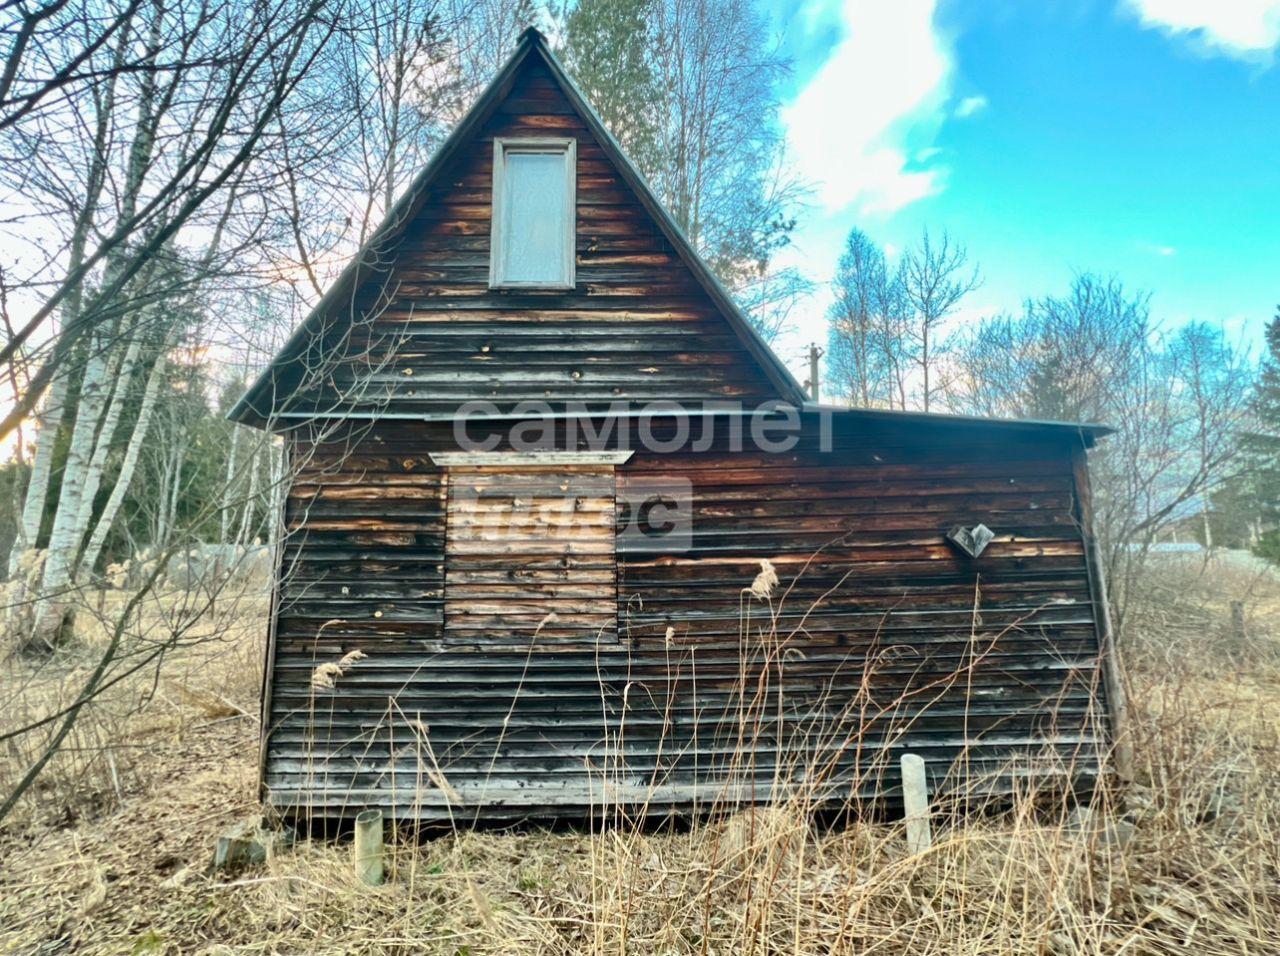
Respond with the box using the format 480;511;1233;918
1;555;1277;954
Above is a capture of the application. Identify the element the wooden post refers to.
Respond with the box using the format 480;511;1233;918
901;753;932;855
1229;600;1247;642
807;343;824;403
353;809;385;885
1071;445;1134;783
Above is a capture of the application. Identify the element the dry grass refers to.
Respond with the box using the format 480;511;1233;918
0;558;1278;955
0;579;267;833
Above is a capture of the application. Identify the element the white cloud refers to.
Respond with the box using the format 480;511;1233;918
781;0;956;215
1138;240;1178;256
1126;0;1280;61
954;95;988;118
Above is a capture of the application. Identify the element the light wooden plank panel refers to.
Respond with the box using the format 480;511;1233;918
444;466;618;642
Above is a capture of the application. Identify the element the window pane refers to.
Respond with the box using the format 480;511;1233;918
500;150;568;284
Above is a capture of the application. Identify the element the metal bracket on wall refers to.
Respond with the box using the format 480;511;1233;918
946;524;995;558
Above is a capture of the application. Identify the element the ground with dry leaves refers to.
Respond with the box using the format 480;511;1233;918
1;558;1278;955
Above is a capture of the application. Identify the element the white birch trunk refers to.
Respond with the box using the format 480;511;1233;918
155;431;184;553
167;455;183;548
71;331;144;563
267;438;285;549
220;424;242;544
153;442;170;551
26;7;163;648
235;447;261;546
30;332;115;645
8;370;69;578
77;343;169;577
10;13;125;584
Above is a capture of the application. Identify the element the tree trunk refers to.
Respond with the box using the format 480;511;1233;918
267;438;285;548
220;424;242;544
7;369;68;578
9;11;129;584
24;6;165;649
236;447;261;546
71;330;144;572
30;329;114;648
156;431;185;553
77;343;169;578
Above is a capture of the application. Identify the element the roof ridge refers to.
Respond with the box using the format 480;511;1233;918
517;25;546;46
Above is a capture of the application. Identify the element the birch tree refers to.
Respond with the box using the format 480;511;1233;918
0;0;339;441
75;326;174;576
826;228;912;408
5;0;136;578
3;0;344;647
274;0;507;305
899;229;979;413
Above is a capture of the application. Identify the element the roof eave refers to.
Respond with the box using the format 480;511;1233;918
802;402;1114;444
227;38;540;427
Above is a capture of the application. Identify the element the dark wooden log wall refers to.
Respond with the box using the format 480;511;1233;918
263;417;1111;820
277;56;781;421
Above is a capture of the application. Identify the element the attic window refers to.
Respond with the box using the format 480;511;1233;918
489;138;577;289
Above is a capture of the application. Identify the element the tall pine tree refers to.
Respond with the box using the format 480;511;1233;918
557;0;805;341
1210;305;1280;558
1249;305;1280;561
560;0;661;175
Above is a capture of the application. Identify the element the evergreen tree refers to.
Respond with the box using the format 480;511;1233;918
1255;305;1280;434
1246;305;1280;562
560;0;661;174
1205;305;1280;559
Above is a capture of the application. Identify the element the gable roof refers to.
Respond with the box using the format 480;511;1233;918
229;27;807;426
230;28;1111;447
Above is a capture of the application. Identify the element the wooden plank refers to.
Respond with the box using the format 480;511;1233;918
429;450;633;466
443;466;619;642
1071;444;1132;782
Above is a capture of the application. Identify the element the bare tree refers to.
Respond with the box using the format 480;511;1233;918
949;275;1254;631
563;0;807;339
825;228;912;408
899;229;979;412
0;0;501;822
274;0;510;306
0;0;146;132
0;0;340;440
1166;322;1254;555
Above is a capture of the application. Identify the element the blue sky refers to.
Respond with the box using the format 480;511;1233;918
761;0;1280;379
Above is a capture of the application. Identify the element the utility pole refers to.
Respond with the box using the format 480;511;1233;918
806;343;824;403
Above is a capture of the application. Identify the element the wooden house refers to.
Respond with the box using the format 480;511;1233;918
230;28;1125;822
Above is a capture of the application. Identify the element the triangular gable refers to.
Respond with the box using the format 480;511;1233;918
230;28;805;427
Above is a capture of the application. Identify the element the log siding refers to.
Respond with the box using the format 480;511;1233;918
258;56;785;422
263;419;1111;820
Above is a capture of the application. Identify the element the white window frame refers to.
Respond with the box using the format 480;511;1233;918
489;137;577;290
